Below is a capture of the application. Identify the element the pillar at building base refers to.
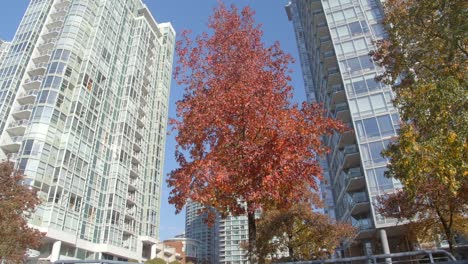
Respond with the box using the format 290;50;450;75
150;244;157;260
379;229;391;263
50;241;62;262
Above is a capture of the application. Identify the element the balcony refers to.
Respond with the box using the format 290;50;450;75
28;62;47;76
46;17;65;30
341;144;360;169
138;104;147;117
332;102;349;120
132;151;141;165
125;207;137;219
0;136;23;153
51;7;69;18
12;104;34;120
127;193;137;205
348;192;370;216
37;39;56;52
17;90;39;104
133;139;142;152
130;165;139;178
123;223;135;234
354;218;373;231
42;27;61;40
54;0;71;9
345;167;366;192
137;116;145;128
135;129;144;142
23;76;44;90
6;119;29;135
330;85;346;104
32;50;52;64
128;178;138;191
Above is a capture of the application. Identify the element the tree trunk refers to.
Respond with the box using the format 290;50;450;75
247;210;258;263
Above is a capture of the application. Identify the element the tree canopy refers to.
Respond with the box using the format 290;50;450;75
371;0;468;252
168;4;344;261
0;162;43;263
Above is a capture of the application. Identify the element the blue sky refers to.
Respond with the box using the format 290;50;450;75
0;0;306;240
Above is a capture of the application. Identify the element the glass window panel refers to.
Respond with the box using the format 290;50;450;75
342;41;355;54
352;76;367;95
349;99;358;115
370;93;386;113
365;74;380;91
347;57;361;72
375;167;393;190
357;97;372;114
355;120;365;139
354;38;367;51
349;21;363;36
359;55;375;71
377;115;394;136
363;117;379;137
337;25;350;38
343;8;357;20
333;11;345;23
369;141;385;163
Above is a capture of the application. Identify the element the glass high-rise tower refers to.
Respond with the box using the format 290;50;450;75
0;0;174;261
286;0;411;257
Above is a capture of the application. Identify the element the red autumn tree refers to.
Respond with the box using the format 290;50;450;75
167;4;344;261
0;162;43;263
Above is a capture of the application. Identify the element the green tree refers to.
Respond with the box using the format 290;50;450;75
145;258;166;264
371;0;468;253
169;261;181;264
0;162;43;263
255;204;355;263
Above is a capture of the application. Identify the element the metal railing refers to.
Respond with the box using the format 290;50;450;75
277;250;459;264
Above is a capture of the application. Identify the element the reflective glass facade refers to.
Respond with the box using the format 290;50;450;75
287;0;409;257
0;0;174;261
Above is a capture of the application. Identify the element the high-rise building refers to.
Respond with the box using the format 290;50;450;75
0;0;174;261
0;39;10;61
286;0;411;257
216;215;249;264
185;202;250;264
185;201;217;264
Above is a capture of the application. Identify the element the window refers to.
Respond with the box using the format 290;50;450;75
357;96;372;115
369;141;385;163
363;117;379;137
377;115;394;136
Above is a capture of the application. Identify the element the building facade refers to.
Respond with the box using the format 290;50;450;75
185;201;217;264
0;0;174;261
185;202;250;264
0;39;10;61
286;0;410;257
163;237;200;264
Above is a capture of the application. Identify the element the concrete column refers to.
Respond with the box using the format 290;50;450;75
150;244;157;260
379;229;391;263
50;241;62;263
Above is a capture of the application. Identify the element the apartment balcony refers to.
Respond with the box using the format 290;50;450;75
54;0;71;9
12;104;34;120
319;35;332;52
132;151;141;165
332;102;349;119
32;50;52;64
327;66;342;87
330;85;346;105
128;178;138;191
353;217;374;239
127;193;137;205
6;119;29;135
135;127;143;140
348;192;370;216
130;165;139;178
125;208;137;220
37;40;55;53
17;90;39;104
138;104;147;117
51;7;69;19
140;95;148;107
345;167;366;193
28;62;47;77
133;139;142;152
342;144;360;169
42;27;61;40
137;116;145;128
23;76;44;90
46;17;65;30
0;136;23;153
141;84;149;96
123;223;135;235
